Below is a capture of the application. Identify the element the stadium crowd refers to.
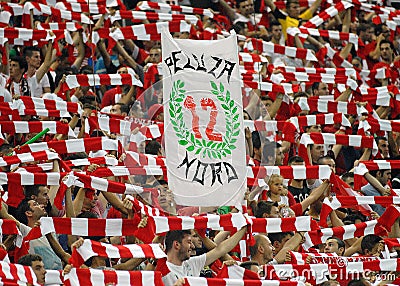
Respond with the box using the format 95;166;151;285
1;0;400;285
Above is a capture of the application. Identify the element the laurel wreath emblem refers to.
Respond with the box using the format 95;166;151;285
169;80;240;159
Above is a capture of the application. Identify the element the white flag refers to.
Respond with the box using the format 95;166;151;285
162;31;246;207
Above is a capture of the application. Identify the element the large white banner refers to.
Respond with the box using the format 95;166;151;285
162;31;246;207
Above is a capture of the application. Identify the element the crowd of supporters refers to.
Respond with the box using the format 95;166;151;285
1;0;400;285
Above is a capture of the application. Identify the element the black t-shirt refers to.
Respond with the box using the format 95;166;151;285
288;183;310;203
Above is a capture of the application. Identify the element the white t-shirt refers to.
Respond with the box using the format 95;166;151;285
162;254;206;286
27;72;50;98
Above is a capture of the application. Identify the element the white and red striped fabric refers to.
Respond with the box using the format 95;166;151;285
64;74;143;90
239;53;269;64
0;150;59;167
303;219;387;250
354;160;400;190
242;80;300;94
54;1;107;14
0;261;39;286
69;239;166;267
150;213;249;234
287;27;359;49
319;196;398;226
111;11;200;25
295;97;370;115
64;268;163;286
16;96;82;115
25;217;144;241
244;38;318;61
23;2;92;24
36;22;83;32
65;156;119;168
0;121;74;137
94;20;193;42
289;113;351;131
14;137;121;155
268;70;358;89
300;133;378;152
301;1;353;28
268;65;357;77
0;28;55;45
357;85;400;107
0;171;64;186
136;1;214;18
251;216;319;233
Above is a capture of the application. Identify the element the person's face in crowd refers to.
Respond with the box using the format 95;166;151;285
352;58;362;70
267;205;281;218
238;0;253;17
342;176;354;189
350;17;359;34
320;157;336;173
366;27;375;42
27;200;47;221
190;230;203;249
377;139;390;158
110;104;122;115
82;189;98;211
307;125;322;133
368;240;385;257
261;98;273;113
149;48;162;64
27;51;41;69
269;177;284;195
271;25;282;41
314;83;329;96
310;144;324;163
132;102;144;118
380;43;393;63
380;26;391;40
379;170;391;185
158;187;175;211
177;234;195;261
324;239;343;255
287;2;301;19
118;67;128;74
275;147;284;166
9;60;24;81
34;186;50;207
273;233;292;255
173;32;190;39
32;260;46;284
260;235;275;263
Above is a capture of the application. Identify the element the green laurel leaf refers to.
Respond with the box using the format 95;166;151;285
225;91;230;103
233;123;240;130
211;90;219;95
187;145;195;152
179;140;189;146
229;145;236;150
225;149;231;155
229;100;234;108
232;130;240;136
178;81;184;88
211;81;218;90
219;82;224;93
221;104;229;110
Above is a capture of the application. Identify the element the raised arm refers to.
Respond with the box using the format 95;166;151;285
205;226;247;266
